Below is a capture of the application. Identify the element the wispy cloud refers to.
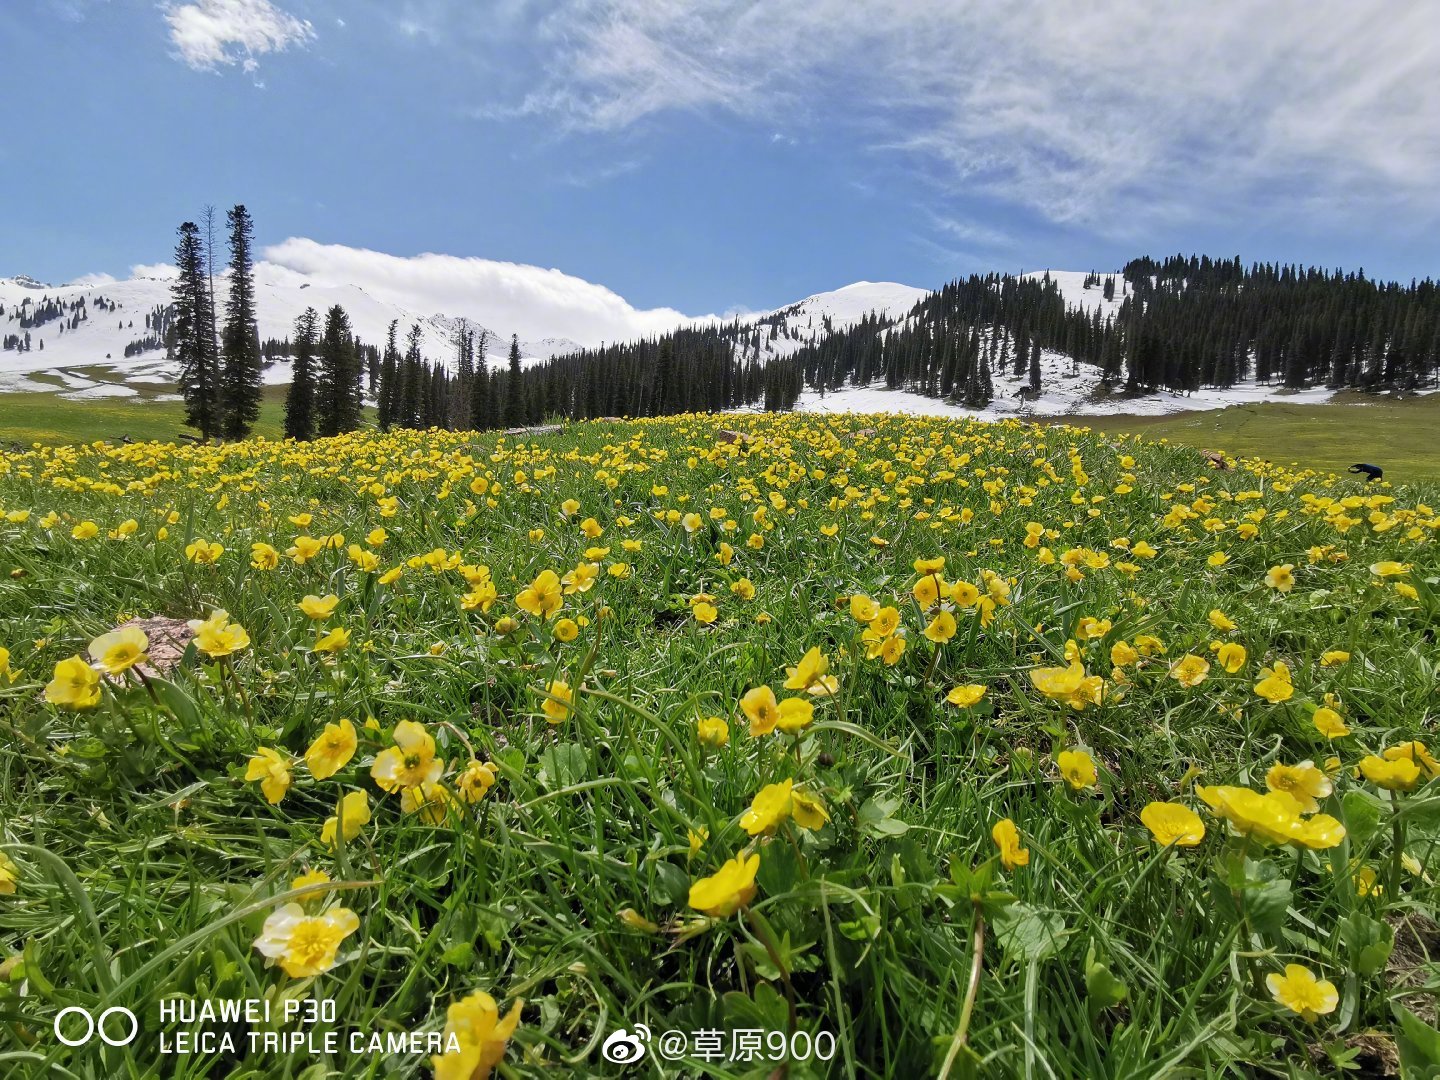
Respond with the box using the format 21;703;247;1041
163;0;315;72
485;1;1440;231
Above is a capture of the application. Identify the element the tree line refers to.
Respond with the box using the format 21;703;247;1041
171;232;1440;440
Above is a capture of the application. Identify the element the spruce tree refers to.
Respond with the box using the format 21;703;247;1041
219;204;262;439
378;320;399;431
172;221;220;439
316;305;361;436
284;306;318;440
504;334;525;426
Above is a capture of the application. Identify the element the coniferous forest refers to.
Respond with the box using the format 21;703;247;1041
139;216;1440;440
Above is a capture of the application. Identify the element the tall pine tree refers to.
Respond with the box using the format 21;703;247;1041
316;305;361;436
503;334;525;425
219;204;262;439
172;221;220;439
285;307;318;440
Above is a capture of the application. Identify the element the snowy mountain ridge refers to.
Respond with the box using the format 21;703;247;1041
0;268;925;400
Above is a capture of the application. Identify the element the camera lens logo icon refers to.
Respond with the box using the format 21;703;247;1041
601;1024;650;1064
54;1006;139;1047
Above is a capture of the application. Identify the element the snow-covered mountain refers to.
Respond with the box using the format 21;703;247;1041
726;281;929;363
0;269;926;400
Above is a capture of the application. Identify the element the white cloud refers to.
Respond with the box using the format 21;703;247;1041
129;263;180;280
501;1;1440;230
163;0;315;72
66;272;117;287
258;238;712;347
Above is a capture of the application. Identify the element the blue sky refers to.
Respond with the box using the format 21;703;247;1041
5;0;1439;329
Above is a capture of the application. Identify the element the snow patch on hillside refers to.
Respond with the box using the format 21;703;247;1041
779;344;1347;423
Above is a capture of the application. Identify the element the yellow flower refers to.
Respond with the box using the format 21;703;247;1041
71;520;99;540
0;852;19;895
561;562;598;595
697;716;730;747
1213;642;1246;673
44;655;102;709
1110;640;1138;667
287;535;324;564
321;790;370;847
1168;654;1211;688
185;538;224;564
1369;561;1409;577
913;573;944;607
688;851;760;917
1253;661;1294;702
774;697;815;734
740;685;782;735
305;718;357;780
1319;650;1351;667
1030;660;1084;699
1312;707;1350;739
1265;964;1338;1022
541;680;573;723
250;542;280;570
992;818;1029;870
253;903;360;978
949;580;981;608
87;626;148;675
455;760;501;803
945;684;986;709
552;617;579;642
245;747;293;805
187;610;250;658
431;992;522;1080
312;627;350;654
1206;551;1229;568
1140;802;1206;847
783;646;839;696
1030;660;1104;711
299;594;340;620
1383;741;1440;779
1208;609;1237;632
741;779;793;835
515;569;563;618
1196;785;1345;849
790;788;830;830
1057;749;1097;790
878;634;907;666
730;578;756;600
849;594;880;622
1264;564;1295;592
1360;754;1421;791
869;607;901;637
923;610;958;644
692;602;719;625
400;780;455;822
371;720;444;792
1265;761;1332;813
1134;635;1166;656
290;868;331;895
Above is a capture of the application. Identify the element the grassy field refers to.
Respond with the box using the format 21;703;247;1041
0;386;289;447
1073;392;1440;482
0;412;1437;1077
